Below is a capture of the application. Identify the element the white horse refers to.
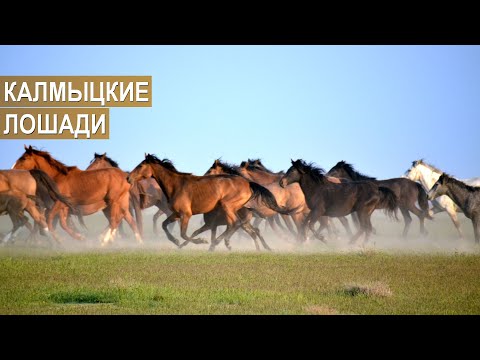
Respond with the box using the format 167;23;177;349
405;159;480;238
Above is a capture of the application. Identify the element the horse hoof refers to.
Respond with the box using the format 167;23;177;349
208;246;215;252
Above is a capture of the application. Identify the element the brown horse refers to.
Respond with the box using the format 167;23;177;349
13;145;141;246
87;152;170;237
127;154;289;251
0;168;76;240
205;160;297;239
0;190;48;243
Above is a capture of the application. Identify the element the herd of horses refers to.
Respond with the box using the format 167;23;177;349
1;145;479;250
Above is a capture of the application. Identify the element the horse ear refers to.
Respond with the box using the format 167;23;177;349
24;144;28;150
102;152;106;157
144;153;148;158
214;159;220;165
290;159;294;164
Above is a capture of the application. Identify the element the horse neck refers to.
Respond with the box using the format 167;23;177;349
35;158;68;180
86;161;110;170
298;174;322;201
417;165;441;190
150;164;179;199
444;180;472;213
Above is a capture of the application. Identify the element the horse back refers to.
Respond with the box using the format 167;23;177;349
0;170;37;195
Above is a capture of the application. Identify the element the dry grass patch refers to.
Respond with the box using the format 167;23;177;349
305;305;339;315
343;282;392;298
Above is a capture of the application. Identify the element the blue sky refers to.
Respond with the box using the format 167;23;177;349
0;45;479;178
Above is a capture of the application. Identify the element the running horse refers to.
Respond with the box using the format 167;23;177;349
280;160;398;244
87;152;170;236
327;161;432;237
127;154;290;251
0;167;75;242
405;159;480;239
428;173;480;244
0;190;49;243
13;146;141;245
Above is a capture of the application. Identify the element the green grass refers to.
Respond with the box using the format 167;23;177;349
1;249;479;314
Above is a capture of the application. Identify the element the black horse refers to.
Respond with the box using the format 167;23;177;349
327;161;432;238
429;173;480;244
280;160;398;244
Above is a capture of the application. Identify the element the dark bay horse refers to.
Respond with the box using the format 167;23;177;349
280;160;398;244
87;152;171;236
0;190;48;243
243;159;353;239
13;146;141;245
327;161;432;237
127;154;289;251
428;173;480;244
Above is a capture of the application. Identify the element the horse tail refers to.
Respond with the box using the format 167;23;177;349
248;182;294;215
130;185;143;237
29;169;79;215
378;186;399;221
416;182;433;220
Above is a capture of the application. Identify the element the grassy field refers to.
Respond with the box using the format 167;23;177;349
0;212;479;314
0;250;479;314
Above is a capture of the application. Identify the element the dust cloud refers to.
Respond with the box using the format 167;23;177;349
0;209;478;254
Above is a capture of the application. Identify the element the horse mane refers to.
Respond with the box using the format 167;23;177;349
332;161;376;181
440;173;480;192
413;159;443;174
295;160;328;184
90;153;119;168
26;147;74;175
247;158;279;174
145;154;192;175
211;160;242;176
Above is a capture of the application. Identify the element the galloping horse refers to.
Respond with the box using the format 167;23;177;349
280;160;398;244
205;160;297;237
87;152;170;236
0;190;48;243
0;167;75;240
328;161;431;237
13;146;141;245
127;154;289;251
405;159;480;239
428;173;480;244
237;160;311;240
243;159;353;238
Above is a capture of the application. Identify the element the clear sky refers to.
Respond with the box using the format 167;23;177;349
0;45;479;179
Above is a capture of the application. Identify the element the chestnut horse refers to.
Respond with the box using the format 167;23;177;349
0;190;48;243
127;154;289;251
0;168;76;240
13;146;141;246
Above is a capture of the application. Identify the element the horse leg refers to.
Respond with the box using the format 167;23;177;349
278;214;296;236
240;222;260;251
209;205;241;251
408;204;428;236
249;222;271;251
290;212;307;243
446;206;464;239
120;199;142;244
162;213;181;246
24;203;48;238
338;216;353;237
400;208;412;238
349;211;366;245
152;207;164;235
472;215;480;245
312;217;327;243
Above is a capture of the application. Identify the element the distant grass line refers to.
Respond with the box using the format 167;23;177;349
0;250;479;314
